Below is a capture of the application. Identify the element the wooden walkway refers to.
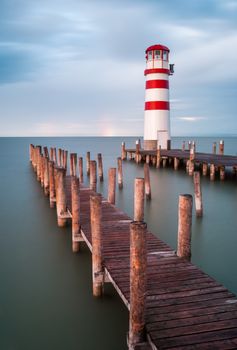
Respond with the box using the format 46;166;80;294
126;149;237;167
65;176;237;350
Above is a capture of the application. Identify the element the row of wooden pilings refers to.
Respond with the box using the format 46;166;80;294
122;139;229;181
29;143;194;350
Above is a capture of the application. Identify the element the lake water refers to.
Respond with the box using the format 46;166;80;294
0;136;237;349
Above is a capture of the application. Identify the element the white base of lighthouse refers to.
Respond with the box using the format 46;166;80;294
144;110;171;150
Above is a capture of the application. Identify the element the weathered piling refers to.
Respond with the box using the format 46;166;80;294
70;153;77;176
162;158;167;168
117;157;123;189
219;140;224;155
144;163;151;200
188;140;191;150
71;176;81;252
64;150;67;168
40;154;45;187
174;157;179;170
135;140;140;164
78;157;83;183
134;178;144;221
52;147;57;165
108;168;116;204
36;146;42;180
156;146;161;168
121;142;127;160
90;160;97;192
189;148;195;176
202;163;208;176
43;146;49;158
193;172;203;217
86;151;90;176
210;163;215;181
182;141;185;151
49;161;56;208
220;165;225;181
97;153;104;181
177;194;192;261
145;154;150;164
58;149;62;167
212;142;217;154
55;167;67;227
128;221;147;349
90;194;103;297
50;147;54;161
43;157;50;196
29;144;34;162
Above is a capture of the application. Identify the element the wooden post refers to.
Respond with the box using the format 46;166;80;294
63;150;68;170
134;178;144;221
49;161;56;208
156;146;161;168
145;154;150;164
29;144;34;162
189;148;195;176
210;164;215;181
90;160;97;192
117;157;123;189
36;146;42;180
144;163;151;199
44;157;50;196
219;140;224;155
40;154;45;187
135;140;140;164
71;176;81;252
220;166;225;181
50;147;54;161
212;142;217;154
121;142;127;160
78;157;83;183
188;141;191;150
193;172;203;217
162;158;167;168
202;163;208;176
86;151;90;176
43;146;49;158
174;157;179;170
182;141;185;151
97;153;104;181
52;147;57;165
58;149;62;167
90;194;103;297
55;167;67;227
152;156;156;166
70;153;77;176
108;168;116;204
177;194;193;261
128;221;147;348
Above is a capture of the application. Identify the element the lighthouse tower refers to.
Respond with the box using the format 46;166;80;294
144;44;173;150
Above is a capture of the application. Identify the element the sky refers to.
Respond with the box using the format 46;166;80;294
0;0;237;136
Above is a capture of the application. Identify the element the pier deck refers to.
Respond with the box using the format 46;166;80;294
126;149;237;167
66;177;237;350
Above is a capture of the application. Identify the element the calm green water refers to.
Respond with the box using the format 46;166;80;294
0;136;237;349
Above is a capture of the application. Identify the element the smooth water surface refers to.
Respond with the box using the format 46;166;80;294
0;136;237;349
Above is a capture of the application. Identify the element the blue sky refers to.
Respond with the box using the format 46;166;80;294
0;0;237;136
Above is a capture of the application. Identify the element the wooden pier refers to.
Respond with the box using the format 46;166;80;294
29;144;237;349
125;144;237;181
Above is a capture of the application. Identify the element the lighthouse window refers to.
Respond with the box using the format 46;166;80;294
154;50;161;59
163;50;168;61
148;51;153;60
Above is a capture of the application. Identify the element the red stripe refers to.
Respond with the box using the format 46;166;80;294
146;80;169;89
145;101;170;110
144;68;170;76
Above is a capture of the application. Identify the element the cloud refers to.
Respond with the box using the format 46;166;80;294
177;116;207;122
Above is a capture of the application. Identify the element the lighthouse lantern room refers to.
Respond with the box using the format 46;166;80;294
144;44;173;150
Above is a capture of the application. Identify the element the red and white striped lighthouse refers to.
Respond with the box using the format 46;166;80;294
144;44;173;150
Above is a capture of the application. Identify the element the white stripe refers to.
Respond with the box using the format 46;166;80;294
145;89;169;102
146;73;169;81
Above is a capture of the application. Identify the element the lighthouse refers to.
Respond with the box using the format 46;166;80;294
144;44;173;150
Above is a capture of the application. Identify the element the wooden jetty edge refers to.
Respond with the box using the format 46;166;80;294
29;144;237;350
124;139;237;181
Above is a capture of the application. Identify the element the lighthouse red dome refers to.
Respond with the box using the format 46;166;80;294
145;44;170;53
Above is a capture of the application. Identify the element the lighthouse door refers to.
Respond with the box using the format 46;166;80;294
157;130;169;150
